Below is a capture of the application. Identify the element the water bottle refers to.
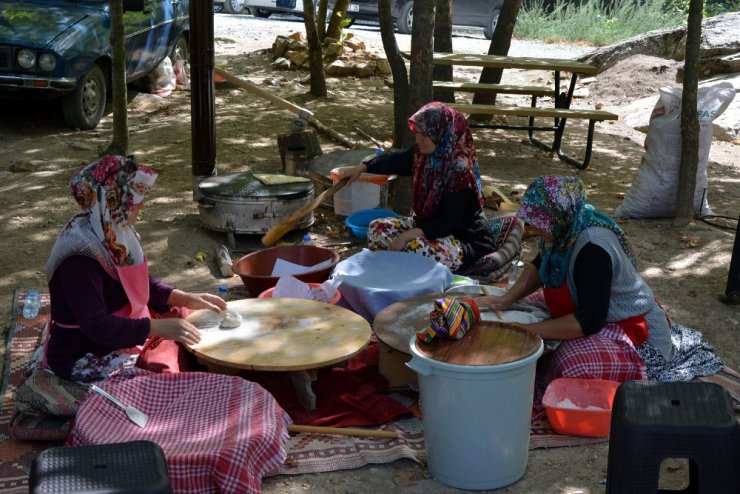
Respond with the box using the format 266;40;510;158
301;233;312;245
216;284;229;301
23;289;41;319
507;260;525;291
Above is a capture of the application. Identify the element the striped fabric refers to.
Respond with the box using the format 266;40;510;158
417;297;481;343
69;369;291;494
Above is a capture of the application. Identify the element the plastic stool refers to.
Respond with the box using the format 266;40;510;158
606;381;739;494
29;440;172;494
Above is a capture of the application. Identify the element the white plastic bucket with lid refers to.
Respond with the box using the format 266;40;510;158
406;322;543;490
330;166;394;218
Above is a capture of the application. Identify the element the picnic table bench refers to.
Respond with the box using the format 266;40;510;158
396;52;619;169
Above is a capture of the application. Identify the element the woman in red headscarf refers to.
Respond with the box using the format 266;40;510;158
340;102;497;272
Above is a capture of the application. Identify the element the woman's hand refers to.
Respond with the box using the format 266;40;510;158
168;289;228;312
149;318;201;346
474;292;516;312
337;163;367;185
389;228;424;251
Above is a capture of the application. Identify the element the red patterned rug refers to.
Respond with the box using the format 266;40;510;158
2;288;739;489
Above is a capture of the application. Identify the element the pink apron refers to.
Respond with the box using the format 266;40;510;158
42;261;152;368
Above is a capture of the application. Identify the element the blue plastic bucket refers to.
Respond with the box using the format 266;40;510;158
406;322;543;490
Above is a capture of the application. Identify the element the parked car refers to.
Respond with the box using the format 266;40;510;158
339;0;504;39
0;0;189;130
245;0;305;17
214;0;248;14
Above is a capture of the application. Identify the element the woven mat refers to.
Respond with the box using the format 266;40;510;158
2;288;739;489
0;289;61;494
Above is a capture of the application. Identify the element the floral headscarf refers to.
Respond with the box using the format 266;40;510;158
408;102;484;222
517;176;635;287
46;156;158;282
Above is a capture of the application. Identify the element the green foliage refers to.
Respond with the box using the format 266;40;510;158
663;0;740;17
516;0;686;46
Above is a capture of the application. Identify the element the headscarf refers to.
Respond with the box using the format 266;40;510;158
46;155;158;282
408;102;484;222
516;176;636;288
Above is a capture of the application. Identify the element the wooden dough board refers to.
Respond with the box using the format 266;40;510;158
186;298;372;371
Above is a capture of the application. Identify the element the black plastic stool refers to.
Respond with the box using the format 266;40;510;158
606;381;739;494
29;440;172;494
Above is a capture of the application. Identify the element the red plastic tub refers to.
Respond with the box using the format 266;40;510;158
542;377;620;437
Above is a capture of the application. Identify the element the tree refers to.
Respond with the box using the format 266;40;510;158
378;0;412;147
673;0;703;226
408;0;435;113
105;0;128;155
432;0;454;103
302;0;327;97
325;0;350;41
470;0;522;121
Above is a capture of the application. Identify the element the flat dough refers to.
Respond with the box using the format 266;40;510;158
219;310;243;329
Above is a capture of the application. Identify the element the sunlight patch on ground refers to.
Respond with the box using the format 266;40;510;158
667;240;731;273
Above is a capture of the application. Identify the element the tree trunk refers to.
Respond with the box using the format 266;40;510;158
317;0;328;41
432;0;454;103
408;0;435;113
470;0;522;121
303;0;327;97
673;0;703;226
326;0;350;41
106;0;128;155
378;0;412;148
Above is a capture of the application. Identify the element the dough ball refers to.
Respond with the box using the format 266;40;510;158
219;310;243;329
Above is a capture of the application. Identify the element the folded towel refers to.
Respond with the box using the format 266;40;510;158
254;173;310;185
417;297;481;343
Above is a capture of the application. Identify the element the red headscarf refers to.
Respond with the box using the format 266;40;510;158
408;102;483;222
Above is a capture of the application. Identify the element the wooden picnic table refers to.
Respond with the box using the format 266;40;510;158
400;52;615;169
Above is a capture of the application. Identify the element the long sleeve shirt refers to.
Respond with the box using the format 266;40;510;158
45;255;174;379
367;147;496;268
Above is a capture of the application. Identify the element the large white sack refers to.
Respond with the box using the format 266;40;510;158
614;82;735;219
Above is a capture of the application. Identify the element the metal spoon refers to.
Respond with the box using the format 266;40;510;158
89;383;149;428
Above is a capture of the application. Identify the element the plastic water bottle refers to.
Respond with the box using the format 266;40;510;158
216;284;229;301
23;289;41;319
507;260;525;290
301;233;312;245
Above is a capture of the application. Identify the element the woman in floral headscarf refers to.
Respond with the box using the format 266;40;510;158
476;176;723;416
340;102;497;271
42;155;227;382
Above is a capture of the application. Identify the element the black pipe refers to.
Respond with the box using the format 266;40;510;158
719;213;740;305
190;0;216;200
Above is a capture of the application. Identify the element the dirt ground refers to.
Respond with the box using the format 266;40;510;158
1;27;738;494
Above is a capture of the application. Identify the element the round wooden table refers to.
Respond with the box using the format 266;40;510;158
186;298;372;408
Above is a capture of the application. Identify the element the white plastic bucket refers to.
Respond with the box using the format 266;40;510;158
406;325;543;490
330;166;394;218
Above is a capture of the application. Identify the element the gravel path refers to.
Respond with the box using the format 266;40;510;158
213;12;595;59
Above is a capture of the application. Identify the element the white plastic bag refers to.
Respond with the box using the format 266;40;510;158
614;82;735;219
146;57;176;97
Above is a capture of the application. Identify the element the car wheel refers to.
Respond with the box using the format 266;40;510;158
170;34;189;63
62;64;107;131
213;3;224;13
397;1;413;34
484;9;501;40
223;0;245;14
252;8;271;18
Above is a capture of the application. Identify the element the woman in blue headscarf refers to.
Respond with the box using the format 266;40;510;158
477;176;722;416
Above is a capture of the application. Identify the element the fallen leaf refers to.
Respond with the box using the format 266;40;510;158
194;249;209;262
687;290;698;297
680;234;700;248
392;469;416;487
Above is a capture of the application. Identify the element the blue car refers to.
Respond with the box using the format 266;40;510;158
0;0;190;130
